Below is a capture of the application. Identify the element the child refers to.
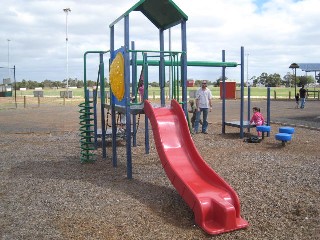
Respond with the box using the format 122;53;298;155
250;107;265;137
295;93;300;109
118;113;126;133
188;100;197;128
138;67;144;102
188;99;202;128
138;79;144;101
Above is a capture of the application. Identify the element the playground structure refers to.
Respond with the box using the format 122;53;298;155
79;0;250;235
221;48;271;138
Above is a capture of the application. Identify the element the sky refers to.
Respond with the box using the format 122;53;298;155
0;0;319;84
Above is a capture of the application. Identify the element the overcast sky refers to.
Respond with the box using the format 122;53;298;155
0;0;319;84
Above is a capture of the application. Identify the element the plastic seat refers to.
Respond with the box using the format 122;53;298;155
275;133;292;146
279;127;295;134
256;125;271;139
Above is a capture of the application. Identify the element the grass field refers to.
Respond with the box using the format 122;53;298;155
13;86;320;99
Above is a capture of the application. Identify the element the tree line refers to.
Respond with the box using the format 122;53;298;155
14;78;109;90
11;71;317;89
196;71;316;87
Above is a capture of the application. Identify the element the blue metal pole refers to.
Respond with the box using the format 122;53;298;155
240;46;245;138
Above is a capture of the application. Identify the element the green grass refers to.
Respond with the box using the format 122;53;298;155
15;88;85;97
13;86;319;99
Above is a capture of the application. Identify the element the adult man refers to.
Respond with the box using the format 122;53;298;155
194;80;213;134
299;85;307;109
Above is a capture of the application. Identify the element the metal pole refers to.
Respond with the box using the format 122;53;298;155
240;46;244;138
246;53;249;86
7;39;10;80
267;87;271;137
63;8;71;96
169;28;172;99
14;65;17;107
247;86;251;133
294;68;297;96
222;50;226;134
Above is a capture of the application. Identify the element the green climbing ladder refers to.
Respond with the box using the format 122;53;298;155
79;101;96;163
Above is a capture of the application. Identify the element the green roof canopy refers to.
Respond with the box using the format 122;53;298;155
110;0;188;30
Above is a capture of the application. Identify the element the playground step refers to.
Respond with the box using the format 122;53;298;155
279;126;295;134
275;133;292;146
256;125;271;139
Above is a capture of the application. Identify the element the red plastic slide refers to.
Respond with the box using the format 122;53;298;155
144;99;248;235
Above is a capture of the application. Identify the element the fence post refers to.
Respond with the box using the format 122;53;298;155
63;96;66;106
38;96;40;107
274;90;276;100
289;91;291;100
153;92;155;100
24;96;26;108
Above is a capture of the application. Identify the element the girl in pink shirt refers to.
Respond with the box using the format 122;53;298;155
138;69;144;101
250;107;265;137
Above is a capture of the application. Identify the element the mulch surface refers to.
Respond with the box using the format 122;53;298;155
0;99;319;239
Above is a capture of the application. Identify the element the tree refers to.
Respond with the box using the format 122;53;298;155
283;72;293;87
266;73;282;87
150;82;159;87
256;72;268;86
19;79;27;88
42;79;52;88
194;80;203;87
297;75;314;87
254;72;281;87
76;80;84;88
213;76;229;87
87;80;96;88
251;76;258;86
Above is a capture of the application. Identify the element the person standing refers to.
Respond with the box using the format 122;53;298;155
299;85;307;109
194;80;213;134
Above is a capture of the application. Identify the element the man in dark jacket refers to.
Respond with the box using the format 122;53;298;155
299;85;307;109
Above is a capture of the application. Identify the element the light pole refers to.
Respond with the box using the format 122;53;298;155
7;39;10;80
63;8;71;95
289;63;299;96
